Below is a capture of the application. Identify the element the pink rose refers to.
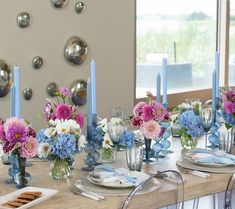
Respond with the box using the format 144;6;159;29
142;104;154;121
224;101;233;114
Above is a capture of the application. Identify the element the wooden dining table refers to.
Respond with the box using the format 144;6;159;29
0;137;232;209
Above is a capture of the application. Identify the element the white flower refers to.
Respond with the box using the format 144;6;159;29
98;118;108;133
44;127;56;137
49;119;60;126
78;135;87;148
37;142;51;158
66;119;81;134
110;117;123;125
56;121;70;135
102;134;113;148
178;103;191;110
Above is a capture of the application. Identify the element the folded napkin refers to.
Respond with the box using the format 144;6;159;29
89;165;142;186
187;148;235;165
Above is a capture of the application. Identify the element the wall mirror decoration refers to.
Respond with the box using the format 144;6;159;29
32;56;43;69
51;0;68;9
70;79;87;106
23;88;33;100
64;36;88;65
75;2;85;14
47;82;58;97
0;60;11;97
16;12;30;28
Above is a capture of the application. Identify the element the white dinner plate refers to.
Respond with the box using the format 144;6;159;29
185;152;234;168
87;171;151;188
0;186;58;209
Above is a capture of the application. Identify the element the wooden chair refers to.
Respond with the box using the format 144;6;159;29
120;170;184;209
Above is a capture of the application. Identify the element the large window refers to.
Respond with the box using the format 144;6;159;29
136;0;217;99
229;0;235;85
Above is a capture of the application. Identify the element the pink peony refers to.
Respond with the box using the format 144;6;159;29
131;116;143;127
224;101;233;114
59;87;72;98
4;117;29;144
141;120;161;140
133;102;146;116
142;104;154;121
20;137;38;158
151;101;167;121
55;104;72;120
75;112;84;128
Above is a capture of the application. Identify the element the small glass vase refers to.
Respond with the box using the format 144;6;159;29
14;156;31;188
126;144;143;171
50;158;71;180
7;154;20;183
181;136;197;150
144;138;155;163
100;147;116;163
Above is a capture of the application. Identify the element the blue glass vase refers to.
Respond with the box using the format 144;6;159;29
7;154;20;184
13;156;31;188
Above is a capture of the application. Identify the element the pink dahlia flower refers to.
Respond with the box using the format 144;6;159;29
44;100;56;121
0;124;4;139
141;120;161;140
133;102;146;116
20;137;38;158
75;112;84;128
151;101;167;121
59;87;72;98
4;117;29;143
142;104;154;121
55;104;72;120
224;101;233;114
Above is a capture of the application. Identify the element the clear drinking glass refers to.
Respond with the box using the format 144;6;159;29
110;107;125;119
126;144;143;171
219;130;234;154
200;107;214;149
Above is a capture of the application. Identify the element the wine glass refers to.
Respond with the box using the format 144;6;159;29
108;122;125;151
110;107;125;119
200;107;214;149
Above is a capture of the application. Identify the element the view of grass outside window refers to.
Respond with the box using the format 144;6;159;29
229;0;235;85
136;0;217;98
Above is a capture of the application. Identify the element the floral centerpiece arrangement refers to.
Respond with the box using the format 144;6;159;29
37;87;84;180
221;89;235;129
178;110;204;149
96;117;124;162
0;117;38;187
130;92;170;160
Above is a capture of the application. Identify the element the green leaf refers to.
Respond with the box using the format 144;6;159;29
225;123;233;130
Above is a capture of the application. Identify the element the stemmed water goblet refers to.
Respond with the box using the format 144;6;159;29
108;122;125;153
200;107;214;149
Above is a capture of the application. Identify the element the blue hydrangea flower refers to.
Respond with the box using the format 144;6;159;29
120;130;135;148
36;129;53;145
51;134;77;159
179;110;204;138
222;110;235;126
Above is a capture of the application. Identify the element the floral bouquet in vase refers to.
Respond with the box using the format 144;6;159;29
222;89;235;129
37;87;84;180
0;117;38;188
178;110;204;149
130;92;170;161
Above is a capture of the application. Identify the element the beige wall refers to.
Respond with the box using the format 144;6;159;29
0;0;135;130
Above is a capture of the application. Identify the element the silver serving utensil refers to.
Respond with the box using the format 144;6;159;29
67;179;101;201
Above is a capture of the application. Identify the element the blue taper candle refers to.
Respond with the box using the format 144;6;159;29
91;60;96;115
14;65;20;118
212;70;216;113
87;78;92;127
162;58;168;106
156;72;161;102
